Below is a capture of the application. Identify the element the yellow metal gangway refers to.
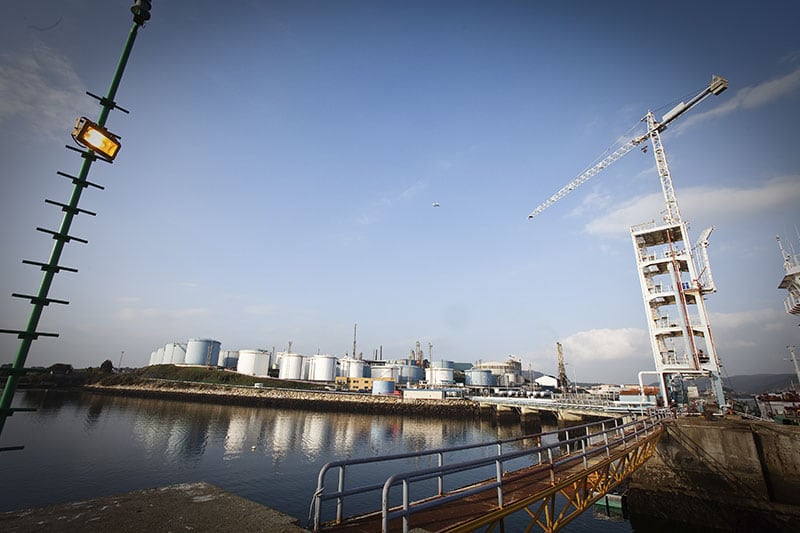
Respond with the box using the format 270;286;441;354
309;412;667;532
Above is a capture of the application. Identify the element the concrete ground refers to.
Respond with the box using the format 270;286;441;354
0;482;309;532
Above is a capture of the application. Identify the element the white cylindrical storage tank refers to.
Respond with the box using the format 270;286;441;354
278;354;305;380
309;355;337;382
237;349;270;376
170;343;186;364
396;364;424;384
220;349;239;369
218;349;238;368
156;346;166;364
370;365;399;381
184;338;221;366
465;369;494;387
149;350;158;366
372;380;396;395
428;367;454;386
338;357;350;378
340;358;366;378
163;343;174;364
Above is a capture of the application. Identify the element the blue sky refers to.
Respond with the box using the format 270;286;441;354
1;1;798;384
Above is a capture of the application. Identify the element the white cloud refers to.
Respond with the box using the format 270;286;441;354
709;308;787;332
561;327;650;363
117;307;211;321
678;67;800;132
243;303;275;316
0;43;85;138
585;177;800;236
115;296;142;304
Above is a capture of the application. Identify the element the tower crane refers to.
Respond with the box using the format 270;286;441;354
528;75;731;410
527;75;727;221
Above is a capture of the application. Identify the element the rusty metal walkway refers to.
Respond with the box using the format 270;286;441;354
309;412;667;532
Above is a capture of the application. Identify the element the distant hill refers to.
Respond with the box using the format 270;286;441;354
722;374;797;396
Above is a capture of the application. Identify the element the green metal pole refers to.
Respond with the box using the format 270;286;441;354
0;20;142;438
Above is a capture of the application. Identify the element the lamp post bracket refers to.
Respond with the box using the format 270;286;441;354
35;227;89;244
56;171;105;190
21;260;78;274
85;91;130;114
44;199;97;217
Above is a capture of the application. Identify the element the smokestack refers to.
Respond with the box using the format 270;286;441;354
353;323;358;361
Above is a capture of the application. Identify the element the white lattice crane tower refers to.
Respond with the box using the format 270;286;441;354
528;75;729;409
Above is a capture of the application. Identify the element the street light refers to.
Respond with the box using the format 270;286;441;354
0;1;153;443
71;116;121;161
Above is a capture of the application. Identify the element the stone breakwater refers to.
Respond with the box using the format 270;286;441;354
83;381;482;419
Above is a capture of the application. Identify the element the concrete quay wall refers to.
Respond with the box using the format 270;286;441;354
83;382;482;419
629;417;800;532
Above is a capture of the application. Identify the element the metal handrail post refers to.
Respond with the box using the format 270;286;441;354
581;440;587;469
402;479;410;533
437;451;444;496
337;466;346;523
495;456;504;507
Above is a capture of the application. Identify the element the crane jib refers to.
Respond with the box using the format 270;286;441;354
527;74;728;220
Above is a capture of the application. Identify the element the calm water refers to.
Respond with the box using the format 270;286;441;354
1;390;692;532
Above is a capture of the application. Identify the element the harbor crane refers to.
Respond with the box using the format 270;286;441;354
528;75;730;410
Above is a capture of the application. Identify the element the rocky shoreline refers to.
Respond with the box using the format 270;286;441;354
83;381;483;419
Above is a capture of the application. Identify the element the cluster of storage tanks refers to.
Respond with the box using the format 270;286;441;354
148;339;230;368
148;340;522;389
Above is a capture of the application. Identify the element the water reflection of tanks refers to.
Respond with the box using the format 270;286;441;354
299;413;330;459
270;413;296;461
224;412;251;458
237;349;271;376
166;416;207;462
185;338;221;366
401;417;446;451
279;353;306;380
329;413;360;453
309;354;337;381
